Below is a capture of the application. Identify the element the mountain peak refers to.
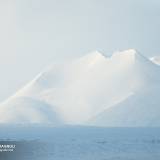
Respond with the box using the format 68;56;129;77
113;49;138;57
83;49;148;65
87;50;106;59
111;49;148;64
79;51;107;66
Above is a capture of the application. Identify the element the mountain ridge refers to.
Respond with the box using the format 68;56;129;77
0;49;160;126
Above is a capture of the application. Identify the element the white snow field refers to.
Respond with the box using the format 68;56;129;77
150;56;160;65
0;49;160;126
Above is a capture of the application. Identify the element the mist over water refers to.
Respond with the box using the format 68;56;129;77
0;126;160;160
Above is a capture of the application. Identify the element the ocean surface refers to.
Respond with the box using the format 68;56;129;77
0;125;160;160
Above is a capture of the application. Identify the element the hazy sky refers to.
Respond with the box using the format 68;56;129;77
0;0;160;101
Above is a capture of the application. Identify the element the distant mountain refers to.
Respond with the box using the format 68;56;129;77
0;49;160;126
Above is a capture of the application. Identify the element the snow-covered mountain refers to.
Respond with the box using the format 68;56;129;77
0;49;160;126
0;97;62;124
150;56;160;65
88;86;160;127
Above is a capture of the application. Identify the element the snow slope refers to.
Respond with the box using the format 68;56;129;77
150;56;160;65
0;49;160;126
88;86;160;127
0;97;63;124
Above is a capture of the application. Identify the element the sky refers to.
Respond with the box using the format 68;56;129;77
0;0;160;101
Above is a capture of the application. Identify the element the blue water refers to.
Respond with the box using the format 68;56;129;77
0;125;160;160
